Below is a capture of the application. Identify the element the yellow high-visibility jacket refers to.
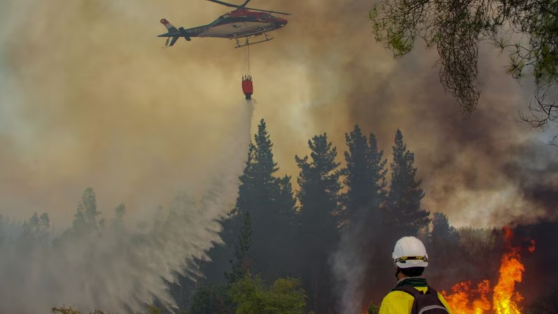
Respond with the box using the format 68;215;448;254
378;286;453;314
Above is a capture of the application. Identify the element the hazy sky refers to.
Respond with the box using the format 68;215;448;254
0;0;556;229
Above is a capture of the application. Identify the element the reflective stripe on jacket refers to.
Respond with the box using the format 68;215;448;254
378;286;453;314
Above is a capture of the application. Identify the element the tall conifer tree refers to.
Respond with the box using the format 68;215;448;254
342;125;387;229
295;133;341;314
204;120;297;284
385;129;430;235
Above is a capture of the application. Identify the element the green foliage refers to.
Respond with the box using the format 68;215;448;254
190;283;234;314
229;273;308;314
368;303;380;314
51;305;163;314
369;0;558;128
143;304;163;314
51;306;105;314
384;129;430;235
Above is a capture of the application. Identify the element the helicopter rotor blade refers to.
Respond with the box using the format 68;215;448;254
206;0;240;8
206;0;290;15
243;7;291;15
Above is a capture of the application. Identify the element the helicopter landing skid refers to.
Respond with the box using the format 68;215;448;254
234;33;274;48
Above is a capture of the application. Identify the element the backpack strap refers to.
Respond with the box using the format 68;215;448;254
392;285;424;297
425;286;439;296
393;285;438;297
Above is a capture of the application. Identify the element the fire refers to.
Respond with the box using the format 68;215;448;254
493;246;524;314
443;280;491;314
442;227;535;314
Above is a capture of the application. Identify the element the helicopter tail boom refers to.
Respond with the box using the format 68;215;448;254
160;18;179;33
159;19;194;47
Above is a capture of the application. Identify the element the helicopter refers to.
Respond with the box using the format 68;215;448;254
158;0;290;48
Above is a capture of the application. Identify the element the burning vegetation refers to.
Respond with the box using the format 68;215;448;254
442;227;537;314
1;120;557;314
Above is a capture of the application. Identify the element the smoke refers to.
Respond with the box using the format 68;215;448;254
331;222;383;314
0;100;253;314
1;0;558;313
0;0;255;226
316;2;558;314
1;0;554;231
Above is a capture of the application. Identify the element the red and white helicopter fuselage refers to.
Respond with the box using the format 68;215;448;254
158;0;289;48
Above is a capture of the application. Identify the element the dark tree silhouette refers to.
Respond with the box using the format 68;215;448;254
370;0;558;131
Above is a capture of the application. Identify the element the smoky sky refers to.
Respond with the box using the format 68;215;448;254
0;0;557;230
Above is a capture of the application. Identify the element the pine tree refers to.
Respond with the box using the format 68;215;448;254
429;212;461;287
277;175;297;226
295;133;342;314
81;187;99;227
202;119;298;285
69;187;102;237
20;212;50;246
225;212;252;285
111;203;126;231
431;212;459;245
253;119;279;190
232;119;297;282
295;133;342;241
385;129;430;235
342;125;387;229
233;143;257;217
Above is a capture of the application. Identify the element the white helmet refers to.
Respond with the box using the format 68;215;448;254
392;236;429;268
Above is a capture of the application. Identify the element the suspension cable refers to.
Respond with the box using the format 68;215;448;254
247;44;250;76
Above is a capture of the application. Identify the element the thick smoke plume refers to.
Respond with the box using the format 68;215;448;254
1;0;558;313
0;100;253;314
318;3;558;314
1;0;555;231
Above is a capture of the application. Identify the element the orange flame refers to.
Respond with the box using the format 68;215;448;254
443;280;491;314
442;228;535;314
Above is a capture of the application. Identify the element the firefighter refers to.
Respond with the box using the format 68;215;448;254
378;236;454;314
